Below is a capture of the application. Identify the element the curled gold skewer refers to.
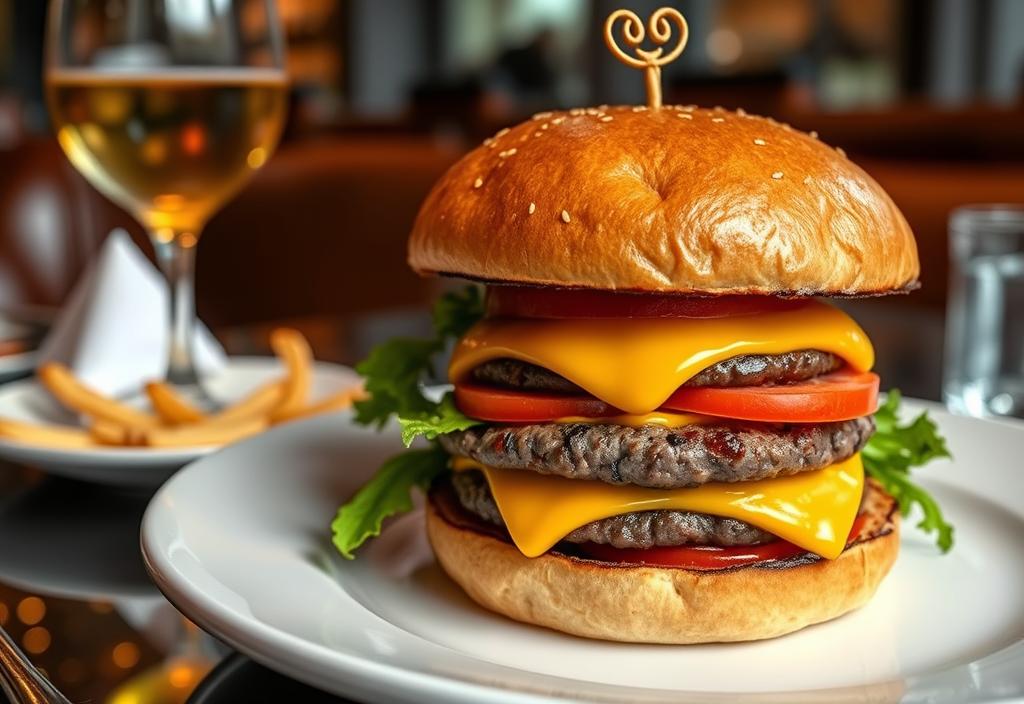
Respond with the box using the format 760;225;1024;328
603;7;689;109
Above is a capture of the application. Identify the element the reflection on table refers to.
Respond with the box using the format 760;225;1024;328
0;467;216;702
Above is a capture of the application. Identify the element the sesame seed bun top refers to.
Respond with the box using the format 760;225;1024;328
407;105;920;296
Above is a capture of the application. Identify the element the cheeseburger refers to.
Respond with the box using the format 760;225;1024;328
332;86;951;644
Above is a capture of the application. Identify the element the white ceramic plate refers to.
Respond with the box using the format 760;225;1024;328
0;357;359;487
142;400;1024;703
0;315;45;382
0;351;38;383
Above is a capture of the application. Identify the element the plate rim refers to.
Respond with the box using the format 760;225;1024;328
0;358;357;484
141;400;1024;704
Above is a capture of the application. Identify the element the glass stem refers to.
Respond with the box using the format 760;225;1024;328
152;230;201;387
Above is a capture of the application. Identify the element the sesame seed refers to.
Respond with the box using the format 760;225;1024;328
534;131;542;137
600;115;613;122
682;105;696;111
520;135;528;142
570;108;584;116
533;111;552;120
736;108;747;116
836;147;846;157
541;123;549;130
473;177;483;189
678;113;693;120
483;138;494;147
771;171;784;180
803;176;812;185
632;106;647;112
753;138;766;146
529;202;536;214
561;209;571;223
552;117;565;125
496;128;510;137
598;104;609;110
711;117;725;123
498;148;517;158
809;130;818;139
713;105;724;111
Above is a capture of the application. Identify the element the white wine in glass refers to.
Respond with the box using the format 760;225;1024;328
45;1;288;399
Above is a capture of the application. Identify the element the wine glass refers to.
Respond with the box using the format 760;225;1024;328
44;0;288;403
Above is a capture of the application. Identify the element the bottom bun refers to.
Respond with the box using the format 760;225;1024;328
426;496;899;644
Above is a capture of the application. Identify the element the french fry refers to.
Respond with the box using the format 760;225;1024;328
89;419;145;446
272;386;366;425
210;381;284;423
0;418;99;449
24;332;330;451
268;329;313;421
144;416;268;448
38;363;160;428
93;415;266;448
145;382;206;425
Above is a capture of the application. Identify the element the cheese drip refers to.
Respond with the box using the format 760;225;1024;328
452;454;864;560
449;300;873;414
555;411;712;428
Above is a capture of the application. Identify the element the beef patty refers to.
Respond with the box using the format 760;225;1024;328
437;472;890;551
470;350;842;394
439;416;874;489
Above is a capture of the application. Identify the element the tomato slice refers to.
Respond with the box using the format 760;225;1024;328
662;369;879;423
486;286;803;319
453;369;878;424
578;514;869;570
454;383;615;423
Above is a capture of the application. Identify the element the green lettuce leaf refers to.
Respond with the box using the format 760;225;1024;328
330;447;448;559
352;285;485;429
432;285;484;340
352;337;439;428
862;390;954;552
399;394;480;447
335;287;485;559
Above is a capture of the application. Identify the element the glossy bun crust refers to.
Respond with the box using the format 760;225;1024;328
426;486;899;644
408;106;919;295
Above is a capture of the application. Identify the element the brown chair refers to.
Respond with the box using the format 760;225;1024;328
0;136;105;309
197;135;462;328
857;158;1024;310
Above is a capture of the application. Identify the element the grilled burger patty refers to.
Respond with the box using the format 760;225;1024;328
439;472;887;551
470;350;842;394
439;416;874;489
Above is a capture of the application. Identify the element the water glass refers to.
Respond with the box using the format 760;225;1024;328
943;205;1024;418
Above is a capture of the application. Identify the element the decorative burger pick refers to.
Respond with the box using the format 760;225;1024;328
332;7;952;644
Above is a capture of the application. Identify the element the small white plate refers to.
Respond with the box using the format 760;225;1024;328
141;400;1024;703
0;351;38;383
0;357;359;487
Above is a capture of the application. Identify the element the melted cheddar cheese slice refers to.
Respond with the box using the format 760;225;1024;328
448;300;874;414
453;453;864;560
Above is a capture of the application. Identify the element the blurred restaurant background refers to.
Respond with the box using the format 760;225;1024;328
0;2;1020;700
2;0;1024;402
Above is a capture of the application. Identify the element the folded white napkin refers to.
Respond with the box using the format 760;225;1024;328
36;230;227;396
